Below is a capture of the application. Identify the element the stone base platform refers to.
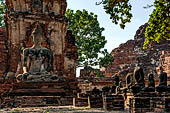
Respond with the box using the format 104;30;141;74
73;98;89;107
129;92;170;113
103;94;124;111
1;96;73;108
90;94;103;108
0;80;80;108
73;93;89;107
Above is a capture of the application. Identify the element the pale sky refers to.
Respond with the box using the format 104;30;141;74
67;0;154;76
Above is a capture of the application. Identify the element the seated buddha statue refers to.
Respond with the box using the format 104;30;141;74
111;74;120;93
143;73;155;92
131;66;145;93
121;73;133;93
156;72;167;92
16;24;63;82
155;66;167;92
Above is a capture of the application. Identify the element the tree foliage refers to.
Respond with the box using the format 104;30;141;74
97;0;170;48
66;9;113;68
0;0;5;26
96;0;170;48
96;0;132;29
144;0;170;49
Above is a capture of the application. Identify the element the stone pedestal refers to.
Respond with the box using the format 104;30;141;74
0;80;79;108
129;92;170;113
125;92;134;109
154;93;170;113
73;93;89;107
90;94;103;108
1;96;73;108
103;94;124;111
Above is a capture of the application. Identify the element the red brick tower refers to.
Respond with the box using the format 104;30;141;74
3;0;77;80
0;0;79;107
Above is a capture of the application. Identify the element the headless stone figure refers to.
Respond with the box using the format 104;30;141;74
143;73;155;92
156;72;167;92
102;86;111;95
17;24;53;82
126;73;133;89
116;81;123;94
92;87;101;95
131;67;145;93
111;75;120;93
123;73;133;93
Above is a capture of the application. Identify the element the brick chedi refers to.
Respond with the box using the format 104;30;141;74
0;0;79;108
2;0;77;80
104;23;170;81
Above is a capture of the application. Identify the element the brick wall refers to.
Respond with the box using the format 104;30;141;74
0;27;8;79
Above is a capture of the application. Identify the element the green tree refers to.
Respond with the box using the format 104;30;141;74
66;9;113;68
144;0;170;49
96;0;170;48
96;0;133;29
0;0;5;26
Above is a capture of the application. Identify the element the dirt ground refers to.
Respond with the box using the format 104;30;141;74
0;106;129;113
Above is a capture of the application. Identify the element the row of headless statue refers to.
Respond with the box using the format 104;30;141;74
121;66;168;93
92;66;169;95
130;66;168;93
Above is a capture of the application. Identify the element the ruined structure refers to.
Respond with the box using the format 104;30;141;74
0;1;170;112
104;23;170;81
76;23;170;113
0;0;79;107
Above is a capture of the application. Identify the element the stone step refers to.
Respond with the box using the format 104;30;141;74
8;88;68;96
1;96;74;108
